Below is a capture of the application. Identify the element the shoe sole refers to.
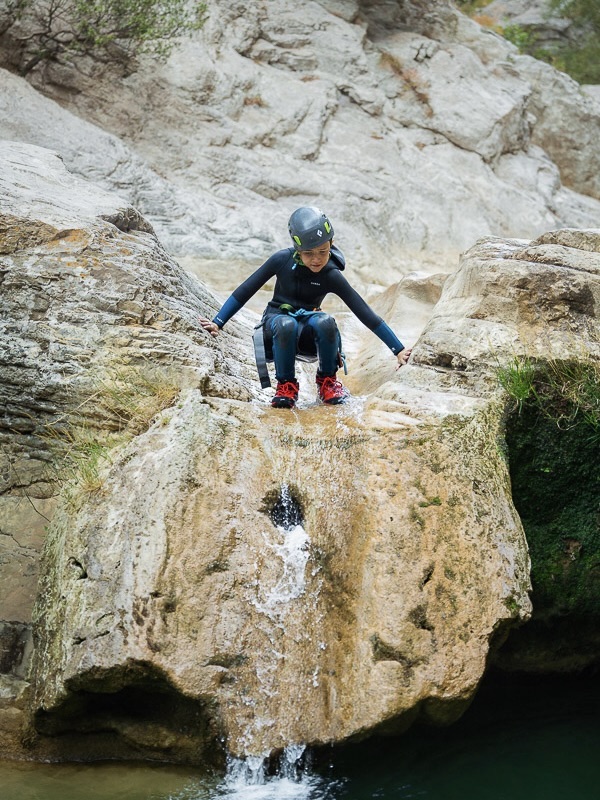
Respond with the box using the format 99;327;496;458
271;399;296;408
319;391;350;405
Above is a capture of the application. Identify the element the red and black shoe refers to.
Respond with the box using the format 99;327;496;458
316;374;349;405
271;379;299;408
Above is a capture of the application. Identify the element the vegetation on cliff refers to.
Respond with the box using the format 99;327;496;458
1;0;206;75
500;357;600;668
456;0;600;84
43;362;180;501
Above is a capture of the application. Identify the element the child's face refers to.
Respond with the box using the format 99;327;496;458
299;243;331;272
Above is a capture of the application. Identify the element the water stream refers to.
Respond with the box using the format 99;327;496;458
228;483;324;759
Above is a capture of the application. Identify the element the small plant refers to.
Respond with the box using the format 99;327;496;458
444;565;456;580
498;356;600;436
453;0;489;14
409;506;425;528
502;23;535;50
401;66;431;106
503;595;521;615
244;95;267;108
539;359;600;433
418;496;442;508
3;0;207;76
497;355;538;412
472;13;503;34
90;364;180;435
61;431;112;493
379;50;404;76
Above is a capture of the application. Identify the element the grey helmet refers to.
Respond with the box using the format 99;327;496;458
288;206;334;250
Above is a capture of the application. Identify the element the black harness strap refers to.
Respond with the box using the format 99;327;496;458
253;324;272;388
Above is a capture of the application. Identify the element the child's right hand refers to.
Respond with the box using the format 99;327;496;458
199;317;220;337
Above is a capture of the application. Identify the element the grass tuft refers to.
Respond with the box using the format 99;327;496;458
43;362;180;497
498;356;600;438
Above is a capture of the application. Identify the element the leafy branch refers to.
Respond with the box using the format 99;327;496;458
2;0;207;75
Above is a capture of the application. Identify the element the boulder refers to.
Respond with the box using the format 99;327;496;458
6;142;600;766
0;140;258;759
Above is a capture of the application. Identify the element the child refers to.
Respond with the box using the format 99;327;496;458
200;206;410;408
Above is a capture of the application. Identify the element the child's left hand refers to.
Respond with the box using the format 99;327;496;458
396;348;411;369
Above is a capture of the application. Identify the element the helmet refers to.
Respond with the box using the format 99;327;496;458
288;206;334;250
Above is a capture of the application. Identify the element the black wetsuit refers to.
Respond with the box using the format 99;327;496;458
212;246;404;355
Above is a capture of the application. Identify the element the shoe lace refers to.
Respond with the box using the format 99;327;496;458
276;381;298;398
320;376;344;395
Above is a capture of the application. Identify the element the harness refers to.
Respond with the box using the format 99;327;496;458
253;305;347;389
253;323;272;389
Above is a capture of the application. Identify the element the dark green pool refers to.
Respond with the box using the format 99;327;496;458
1;672;598;800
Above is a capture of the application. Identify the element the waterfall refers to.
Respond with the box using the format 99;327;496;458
250;483;314;622
217;485;328;795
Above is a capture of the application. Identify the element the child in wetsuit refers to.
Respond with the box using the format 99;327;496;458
200;206;410;408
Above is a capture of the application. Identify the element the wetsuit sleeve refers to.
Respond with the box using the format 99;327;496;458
328;271;405;354
213;295;242;328
212;253;281;328
372;321;405;355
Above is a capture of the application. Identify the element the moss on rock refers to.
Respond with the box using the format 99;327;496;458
501;364;600;670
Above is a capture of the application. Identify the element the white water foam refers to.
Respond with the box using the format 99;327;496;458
259;524;310;610
252;485;311;620
211;746;335;800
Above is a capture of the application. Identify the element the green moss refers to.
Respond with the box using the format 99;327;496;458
506;377;600;620
409;506;425;528
503;596;521;615
418;496;442;508
444;565;456;581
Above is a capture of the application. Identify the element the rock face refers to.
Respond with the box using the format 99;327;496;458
1;0;600;274
0;140;258;760
2;0;600;763
2;142;600;765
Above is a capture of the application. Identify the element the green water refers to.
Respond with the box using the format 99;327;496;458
2;673;599;800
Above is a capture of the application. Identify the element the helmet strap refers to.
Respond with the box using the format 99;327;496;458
293;250;305;268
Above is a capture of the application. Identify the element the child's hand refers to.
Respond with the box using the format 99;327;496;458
200;317;220;337
396;348;411;369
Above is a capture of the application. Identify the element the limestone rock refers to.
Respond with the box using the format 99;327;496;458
1;0;600;274
0;140;258;757
515;55;600;201
2;138;599;767
446;5;600;201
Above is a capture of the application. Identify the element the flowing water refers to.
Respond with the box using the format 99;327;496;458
229;483;323;756
2;671;599;800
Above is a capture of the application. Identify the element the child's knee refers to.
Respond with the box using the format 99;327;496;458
312;314;339;342
271;315;298;347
